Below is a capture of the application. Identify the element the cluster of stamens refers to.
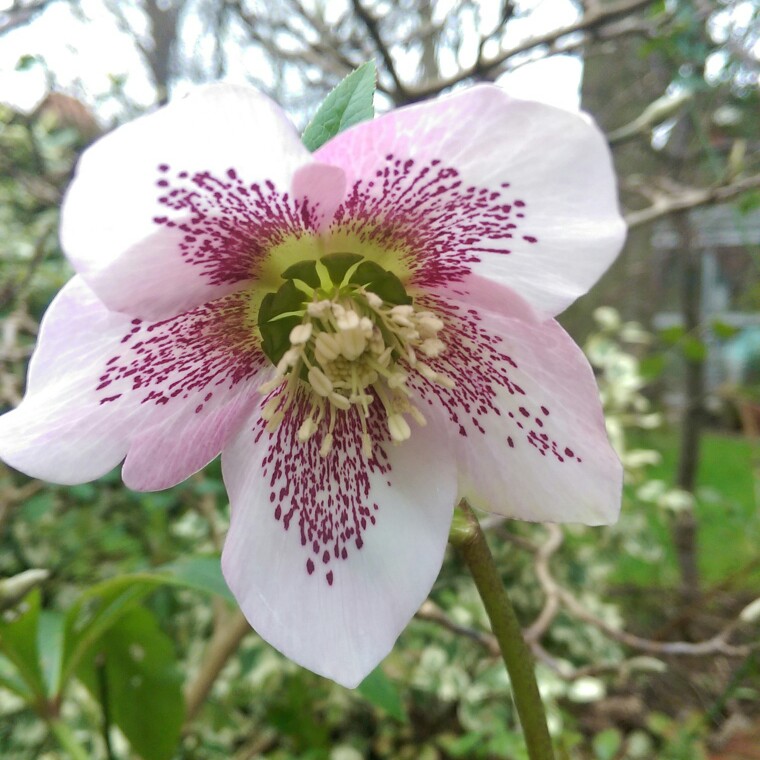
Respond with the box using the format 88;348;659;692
259;279;453;457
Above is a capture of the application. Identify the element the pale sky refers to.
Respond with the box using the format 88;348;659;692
0;0;584;121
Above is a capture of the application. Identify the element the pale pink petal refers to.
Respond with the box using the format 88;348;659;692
416;288;621;524
291;163;347;235
316;85;625;319
61;84;317;321
0;277;266;487
221;401;458;688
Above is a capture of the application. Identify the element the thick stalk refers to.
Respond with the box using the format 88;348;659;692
449;501;555;760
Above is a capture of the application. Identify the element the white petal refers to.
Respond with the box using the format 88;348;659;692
316;84;625;318
420;290;621;524
221;404;457;687
0;277;265;488
61;84;314;320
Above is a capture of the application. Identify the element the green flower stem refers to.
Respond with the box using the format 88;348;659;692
48;719;90;760
449;501;555;760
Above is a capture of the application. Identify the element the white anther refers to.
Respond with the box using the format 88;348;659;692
308;366;333;397
307;300;331;317
260;395;281;421
266;410;284;431
329;391;351;410
387;413;411;442
298;417;318;441
336;309;360;331
391;314;413;328
359;316;373;334
276;348;300;374
258;376;283;395
416;362;437;381
409;405;428;426
319;433;333;458
421;338;445;358
390;304;414;318
338;328;367;360
368;330;384;353
365;291;383;309
377;347;393;367
418;315;445;337
315;332;340;363
289;323;313;345
387;371;407;389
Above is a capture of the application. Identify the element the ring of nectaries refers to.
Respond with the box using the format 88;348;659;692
257;252;453;457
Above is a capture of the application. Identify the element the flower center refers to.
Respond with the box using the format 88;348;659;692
257;253;453;456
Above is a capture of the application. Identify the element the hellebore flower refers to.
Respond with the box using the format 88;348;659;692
0;84;625;687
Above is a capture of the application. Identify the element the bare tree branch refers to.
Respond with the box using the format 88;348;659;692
625;173;760;228
351;0;407;98
404;0;658;101
527;525;755;657
184;609;250;723
0;0;60;36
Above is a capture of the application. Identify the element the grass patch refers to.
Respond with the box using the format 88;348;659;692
614;428;760;589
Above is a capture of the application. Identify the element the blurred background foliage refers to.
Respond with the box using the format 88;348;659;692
0;0;759;758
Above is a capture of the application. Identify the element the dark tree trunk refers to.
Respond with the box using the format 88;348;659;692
673;210;702;610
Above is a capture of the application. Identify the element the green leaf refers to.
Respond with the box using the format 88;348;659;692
593;728;622;760
38;610;64;697
682;336;707;362
711;319;740;340
15;54;38;72
0;589;46;699
658;325;686;345
258;279;308;365
351;261;412;305
302;61;376;152
60;556;233;690
357;666;407;721
639;353;666;381
61;576;156;689
77;606;184;760
153;555;234;602
0;652;34;700
737;190;760;214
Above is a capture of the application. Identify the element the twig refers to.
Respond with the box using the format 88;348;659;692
351;0;407;97
625;173;760;228
404;0;657;101
417;600;500;656
528;525;755;657
183;609;250;723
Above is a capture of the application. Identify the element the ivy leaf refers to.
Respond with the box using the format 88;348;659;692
302;61;376;152
153;555;235;602
682;336;707;362
357;666;407;721
77;606;184;760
